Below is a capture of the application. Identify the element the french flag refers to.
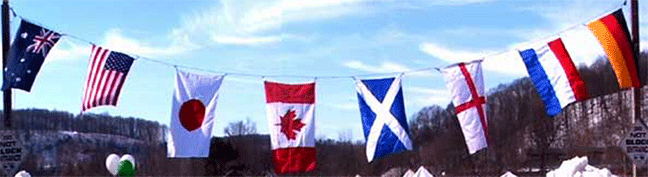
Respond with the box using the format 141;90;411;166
519;38;589;116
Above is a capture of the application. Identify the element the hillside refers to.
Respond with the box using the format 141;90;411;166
0;53;647;176
405;53;648;176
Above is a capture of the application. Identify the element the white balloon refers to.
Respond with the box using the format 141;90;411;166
120;154;136;169
106;154;120;175
14;170;30;177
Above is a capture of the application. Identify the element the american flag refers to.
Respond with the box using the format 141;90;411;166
82;45;135;112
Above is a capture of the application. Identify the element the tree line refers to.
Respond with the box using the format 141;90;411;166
0;109;167;143
404;53;647;176
211;53;647;176
1;52;646;176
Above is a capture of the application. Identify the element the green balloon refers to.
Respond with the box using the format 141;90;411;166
117;160;135;176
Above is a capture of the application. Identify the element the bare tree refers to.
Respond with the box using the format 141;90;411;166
224;117;257;136
338;129;353;142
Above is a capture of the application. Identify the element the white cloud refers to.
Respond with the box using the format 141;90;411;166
328;102;358;111
210;33;312;46
642;24;648;52
515;0;641;46
518;1;624;30
417;0;495;6
343;60;433;77
174;0;498;46
29;28;198;63
481;49;527;76
406;87;450;107
246;0;370;33
343;60;405;73
419;42;489;63
558;25;607;66
507;0;648;60
103;29;199;58
174;0;373;46
419;41;527;76
224;76;260;85
419;1;640;76
211;35;282;45
407;86;447;95
46;38;91;62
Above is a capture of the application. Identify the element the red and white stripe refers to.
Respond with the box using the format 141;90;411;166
528;38;589;107
81;45;127;112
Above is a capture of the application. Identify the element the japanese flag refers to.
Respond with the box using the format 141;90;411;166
168;69;223;158
265;80;316;174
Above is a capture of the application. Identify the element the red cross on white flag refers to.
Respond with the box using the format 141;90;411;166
441;60;489;154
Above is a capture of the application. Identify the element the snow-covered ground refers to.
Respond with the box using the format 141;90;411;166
546;156;617;177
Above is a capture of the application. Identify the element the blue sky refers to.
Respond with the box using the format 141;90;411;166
2;0;647;141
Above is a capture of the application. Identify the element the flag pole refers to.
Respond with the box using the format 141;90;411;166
2;0;11;129
631;3;644;174
632;0;641;126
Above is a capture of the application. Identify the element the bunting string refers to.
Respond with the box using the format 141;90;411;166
6;1;627;80
1;0;636;165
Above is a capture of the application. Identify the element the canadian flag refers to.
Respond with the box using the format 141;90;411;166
168;69;223;158
265;80;316;174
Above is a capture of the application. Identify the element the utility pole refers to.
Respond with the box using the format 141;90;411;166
2;0;10;129
632;0;641;123
632;0;641;175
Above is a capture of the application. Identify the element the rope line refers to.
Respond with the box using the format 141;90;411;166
6;1;628;79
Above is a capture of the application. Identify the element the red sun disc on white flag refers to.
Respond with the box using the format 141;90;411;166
179;99;205;131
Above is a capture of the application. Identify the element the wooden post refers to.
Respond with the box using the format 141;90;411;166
631;1;639;56
632;0;641;175
631;0;643;125
1;0;10;129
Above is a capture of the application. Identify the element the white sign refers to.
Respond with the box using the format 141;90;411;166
0;130;25;176
621;122;648;166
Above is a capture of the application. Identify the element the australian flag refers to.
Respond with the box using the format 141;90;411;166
2;20;61;92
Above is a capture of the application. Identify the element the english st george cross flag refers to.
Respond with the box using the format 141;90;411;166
168;69;223;157
441;60;488;154
2;20;61;92
356;76;412;162
265;81;316;173
81;45;135;112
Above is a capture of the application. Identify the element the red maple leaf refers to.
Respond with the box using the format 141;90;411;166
277;110;305;140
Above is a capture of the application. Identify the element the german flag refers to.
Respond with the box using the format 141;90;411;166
588;9;639;88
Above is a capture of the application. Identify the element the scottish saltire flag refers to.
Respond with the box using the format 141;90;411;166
519;38;589;116
356;75;412;162
441;61;488;154
81;45;135;112
587;9;639;88
2;20;61;92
